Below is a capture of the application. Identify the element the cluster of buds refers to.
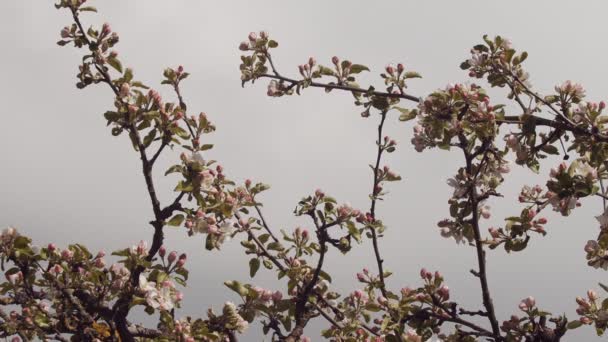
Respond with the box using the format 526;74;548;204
575;289;608;328
348;289;370;306
250;286;283;307
172;318;195;342
554;80;586;103
380;63;421;93
158;246;187;270
460;35;531;96
584;239;608;270
518;296;536;313
374;166;401;194
356;268;374;284
293;227;310;245
298;57;316;79
571;101;606;125
267;79;292;97
418;268;450;303
487;208;548;252
381;135;397;153
130;240;148;257
239;31;271;52
518;184;544;203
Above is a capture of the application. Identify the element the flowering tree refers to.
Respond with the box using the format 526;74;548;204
2;1;608;341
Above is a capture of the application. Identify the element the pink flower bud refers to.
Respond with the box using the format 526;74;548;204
61;249;73;261
239;41;250;51
301;229;309;240
51;264;63;275
600;101;606;110
488;227;500;239
272;291;283;302
385;65;394;75
259;31;268;39
332;56;339;65
60;27;70;38
96;250;106;259
47;243;56;252
401;287;413;297
357;273;366;282
587;289;598;301
120;83;130;97
580;316;593;324
102;23;111;35
378;296;388;305
354;289;364;299
245;179;252;188
177;253;187;267
397;63;404;73
438;285;450;300
523;296;535;309
315;189;325;198
576;296;591;308
168;251;178;264
537;217;548;225
159;246;166;258
94;258;106;268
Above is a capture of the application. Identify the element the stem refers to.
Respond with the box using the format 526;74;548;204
370;111;389;297
458;133;501;339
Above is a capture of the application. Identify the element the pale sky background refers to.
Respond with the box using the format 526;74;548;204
2;1;608;340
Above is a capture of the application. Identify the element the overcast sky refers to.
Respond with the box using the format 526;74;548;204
2;1;608;340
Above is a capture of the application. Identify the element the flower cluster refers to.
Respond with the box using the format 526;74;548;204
554;80;586;104
411;83;501;153
546;160;597;216
460;35;531;96
573;289;608;334
138;274;184;311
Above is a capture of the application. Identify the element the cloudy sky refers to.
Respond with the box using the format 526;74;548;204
2;0;608;340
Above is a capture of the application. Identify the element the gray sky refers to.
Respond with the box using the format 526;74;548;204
2;0;608;340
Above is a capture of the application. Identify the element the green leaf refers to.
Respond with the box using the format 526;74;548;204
165;165;182;176
318;66;335;76
224;280;249;297
249;258;261;278
404;71;422;79
167;214;185;227
371;96;389;110
349;64;369;74
107;57;123;73
143;129;157;148
395;107;417;121
268;40;278;48
175;267;189;281
567;320;583;329
541;145;559;155
79;6;97;12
